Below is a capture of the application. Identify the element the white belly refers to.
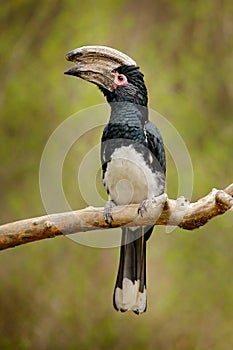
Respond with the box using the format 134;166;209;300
103;145;164;205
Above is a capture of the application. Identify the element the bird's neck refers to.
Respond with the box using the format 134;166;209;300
104;102;148;144
109;101;148;126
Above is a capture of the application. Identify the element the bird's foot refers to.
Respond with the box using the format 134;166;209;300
104;200;116;225
138;193;168;217
138;199;150;217
150;193;168;208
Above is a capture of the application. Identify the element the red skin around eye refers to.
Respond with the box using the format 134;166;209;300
112;72;128;89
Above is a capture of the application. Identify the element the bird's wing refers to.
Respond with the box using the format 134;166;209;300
144;121;166;175
100;124;109;179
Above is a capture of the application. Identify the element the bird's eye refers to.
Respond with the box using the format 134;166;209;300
113;72;128;88
118;75;124;81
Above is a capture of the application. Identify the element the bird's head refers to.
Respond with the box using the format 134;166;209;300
65;46;148;106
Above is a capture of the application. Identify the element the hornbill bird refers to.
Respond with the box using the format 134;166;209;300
65;46;166;314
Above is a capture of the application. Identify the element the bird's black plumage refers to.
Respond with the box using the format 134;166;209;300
100;65;166;313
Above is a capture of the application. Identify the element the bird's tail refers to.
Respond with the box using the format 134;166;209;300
113;226;153;314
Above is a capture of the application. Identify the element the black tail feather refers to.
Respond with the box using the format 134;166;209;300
113;226;153;314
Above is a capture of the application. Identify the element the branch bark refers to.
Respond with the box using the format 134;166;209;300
0;184;232;251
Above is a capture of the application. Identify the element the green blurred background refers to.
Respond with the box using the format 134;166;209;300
0;0;232;349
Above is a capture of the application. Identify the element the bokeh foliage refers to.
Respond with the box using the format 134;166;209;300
0;0;232;349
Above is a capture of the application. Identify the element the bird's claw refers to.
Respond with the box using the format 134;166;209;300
138;193;168;217
104;200;115;225
138;199;150;217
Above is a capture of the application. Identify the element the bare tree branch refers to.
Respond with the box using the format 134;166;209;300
0;184;232;251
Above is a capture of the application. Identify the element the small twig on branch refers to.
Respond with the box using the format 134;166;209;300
0;184;232;251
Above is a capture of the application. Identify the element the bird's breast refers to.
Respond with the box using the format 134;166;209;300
103;145;164;205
